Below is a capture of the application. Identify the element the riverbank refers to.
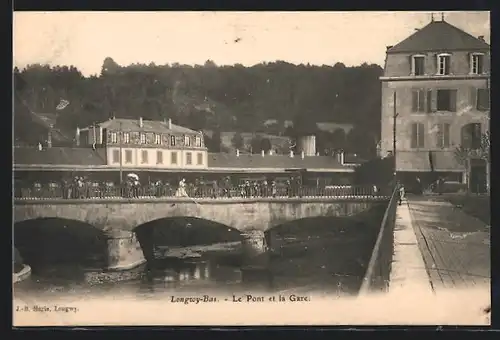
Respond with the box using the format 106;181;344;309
13;265;32;284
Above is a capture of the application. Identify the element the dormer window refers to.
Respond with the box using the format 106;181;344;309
411;55;425;76
437;53;451;75
140;133;146;144
184;135;191;147
470;53;484;74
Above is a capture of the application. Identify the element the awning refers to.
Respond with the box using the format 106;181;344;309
396;150;465;172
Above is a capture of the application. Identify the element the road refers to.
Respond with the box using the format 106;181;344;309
407;196;490;292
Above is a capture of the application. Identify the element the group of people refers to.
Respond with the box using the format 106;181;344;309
16;175;307;199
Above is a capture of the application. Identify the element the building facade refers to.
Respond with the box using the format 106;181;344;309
380;18;490;192
77;117;208;170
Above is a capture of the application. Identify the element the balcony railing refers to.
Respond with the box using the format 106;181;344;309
13;185;391;201
358;184;399;295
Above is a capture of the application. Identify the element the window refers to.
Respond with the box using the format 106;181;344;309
436;89;457;112
184;135;191;147
437;54;451;75
410;122;425;148
141;150;148;164
123;133;130;144
140;133;146;144
154;133;161;145
412;55;425;76
110;132;117;143
170;135;176;147
195;136;202;147
411;89;426;112
186;152;192;165
476;88;490;111
197;152;203;165
112;150;120;163
171;151;178;165
125;150;133;163
461;123;482;149
436;123;451;148
156;151;163;164
471;53;484;74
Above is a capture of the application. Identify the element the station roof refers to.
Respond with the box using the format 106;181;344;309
207;153;353;171
13;147;355;173
13;147;107;166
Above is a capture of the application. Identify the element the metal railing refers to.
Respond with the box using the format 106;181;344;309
358;184;399;295
13;184;389;201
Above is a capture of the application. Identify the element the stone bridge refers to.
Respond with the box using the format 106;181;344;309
13;197;389;271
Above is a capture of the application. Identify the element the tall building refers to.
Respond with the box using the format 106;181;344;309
380;17;490;192
77;117;208;170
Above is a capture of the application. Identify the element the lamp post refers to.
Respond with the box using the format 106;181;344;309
119;121;123;184
393;91;399;180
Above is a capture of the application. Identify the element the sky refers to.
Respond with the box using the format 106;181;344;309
13;11;490;77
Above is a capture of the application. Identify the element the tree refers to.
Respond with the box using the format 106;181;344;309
250;134;263;153
207;130;222;152
260;137;272;153
231;132;244;150
13;61;385;148
454;130;490;192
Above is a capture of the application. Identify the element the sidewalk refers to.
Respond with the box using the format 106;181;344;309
407;196;490;292
389;199;433;295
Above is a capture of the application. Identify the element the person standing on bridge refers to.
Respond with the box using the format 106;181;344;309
175;178;188;197
398;181;405;205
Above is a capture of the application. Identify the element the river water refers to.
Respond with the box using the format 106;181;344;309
14;208;385;300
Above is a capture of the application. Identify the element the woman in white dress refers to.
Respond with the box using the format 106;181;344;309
175;178;188;197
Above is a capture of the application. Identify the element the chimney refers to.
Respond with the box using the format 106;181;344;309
236;149;240;157
339;151;345;165
289;150;294;158
478;35;485;42
139;117;143;128
168;118;172;130
301;151;305;159
261;150;265;157
268;149;273;156
75;127;80;146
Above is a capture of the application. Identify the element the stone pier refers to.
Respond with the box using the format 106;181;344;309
105;230;146;271
241;230;268;261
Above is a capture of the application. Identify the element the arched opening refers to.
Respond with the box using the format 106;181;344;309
264;204;386;295
134;217;244;284
14;218;108;282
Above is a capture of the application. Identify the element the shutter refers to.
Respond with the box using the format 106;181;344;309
470;87;477;110
484;53;490;74
411;124;418;148
431;89;438;112
436;124;443;148
468;53;472;73
426;89;432;113
444;123;451;147
449;89;457;112
434;54;438;74
411;90;418;112
418;90;425;112
419;123;425;148
409;55;414;75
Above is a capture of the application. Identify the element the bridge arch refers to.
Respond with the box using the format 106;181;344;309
133;216;244;264
14;218;109;276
